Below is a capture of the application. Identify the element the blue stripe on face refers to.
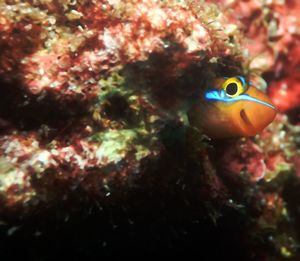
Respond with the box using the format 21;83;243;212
237;76;246;87
205;90;276;110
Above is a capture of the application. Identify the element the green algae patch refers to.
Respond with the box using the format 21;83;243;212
91;128;153;164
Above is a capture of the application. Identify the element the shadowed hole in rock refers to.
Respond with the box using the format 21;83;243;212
103;94;136;125
0;78;92;140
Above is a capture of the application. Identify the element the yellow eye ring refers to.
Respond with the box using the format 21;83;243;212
222;77;245;97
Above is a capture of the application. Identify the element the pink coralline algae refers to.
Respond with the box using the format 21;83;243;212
220;139;267;182
268;68;300;114
0;0;300;260
0;0;224;100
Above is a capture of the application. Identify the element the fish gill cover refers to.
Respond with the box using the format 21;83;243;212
0;0;299;259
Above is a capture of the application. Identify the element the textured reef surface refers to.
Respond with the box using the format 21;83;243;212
0;0;299;259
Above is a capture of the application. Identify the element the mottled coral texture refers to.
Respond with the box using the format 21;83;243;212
0;0;299;259
0;0;236;212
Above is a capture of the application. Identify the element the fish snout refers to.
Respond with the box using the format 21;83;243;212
240;87;277;136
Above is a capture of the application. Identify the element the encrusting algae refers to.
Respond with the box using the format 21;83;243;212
0;0;299;259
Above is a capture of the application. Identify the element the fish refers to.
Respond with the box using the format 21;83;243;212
189;76;277;138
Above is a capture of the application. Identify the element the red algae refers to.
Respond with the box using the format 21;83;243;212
0;0;238;212
268;76;300;113
220;139;267;182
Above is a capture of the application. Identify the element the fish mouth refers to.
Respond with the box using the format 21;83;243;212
240;109;255;129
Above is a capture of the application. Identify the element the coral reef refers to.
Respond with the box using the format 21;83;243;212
0;0;299;259
0;0;237;214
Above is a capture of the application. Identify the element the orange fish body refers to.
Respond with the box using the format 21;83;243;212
189;76;277;138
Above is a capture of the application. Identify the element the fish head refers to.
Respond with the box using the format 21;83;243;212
191;76;277;138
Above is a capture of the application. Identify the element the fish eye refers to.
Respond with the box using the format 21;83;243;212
226;83;238;95
223;77;245;97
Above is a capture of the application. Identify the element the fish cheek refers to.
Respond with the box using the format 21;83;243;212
224;101;256;137
189;102;217;136
199;103;241;138
220;104;245;137
238;108;258;136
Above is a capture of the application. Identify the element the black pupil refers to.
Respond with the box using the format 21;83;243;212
226;82;238;95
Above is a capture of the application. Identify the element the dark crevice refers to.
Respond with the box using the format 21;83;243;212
0;78;91;138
